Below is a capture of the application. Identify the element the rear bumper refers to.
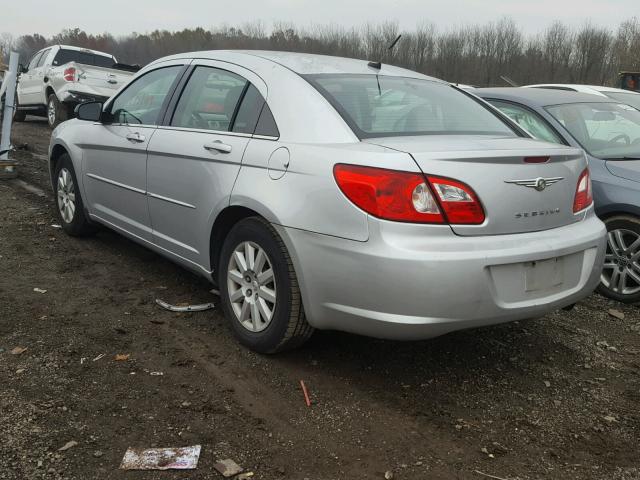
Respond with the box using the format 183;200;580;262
277;212;606;340
59;89;110;105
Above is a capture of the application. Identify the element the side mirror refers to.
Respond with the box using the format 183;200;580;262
75;102;103;122
19;64;28;74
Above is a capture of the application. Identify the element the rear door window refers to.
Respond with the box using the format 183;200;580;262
171;66;247;132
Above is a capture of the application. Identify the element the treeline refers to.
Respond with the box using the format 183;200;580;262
2;17;640;87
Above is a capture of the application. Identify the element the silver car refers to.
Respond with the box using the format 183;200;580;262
49;51;606;353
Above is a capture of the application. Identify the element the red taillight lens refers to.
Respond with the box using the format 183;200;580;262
333;164;485;225
428;176;485;224
573;168;593;213
63;67;76;82
333;164;443;223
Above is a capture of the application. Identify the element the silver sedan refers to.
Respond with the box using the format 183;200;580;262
49;51;606;353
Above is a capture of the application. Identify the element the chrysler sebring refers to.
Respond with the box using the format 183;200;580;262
49;51;606;352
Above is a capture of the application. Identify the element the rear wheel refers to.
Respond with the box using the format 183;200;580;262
47;94;69;129
597;215;640;304
218;217;313;353
54;154;96;236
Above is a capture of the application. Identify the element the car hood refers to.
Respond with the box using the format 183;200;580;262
605;160;640;184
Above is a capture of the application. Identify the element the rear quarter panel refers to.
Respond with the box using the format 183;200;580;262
230;140;420;242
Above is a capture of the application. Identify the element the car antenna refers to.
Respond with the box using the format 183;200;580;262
500;75;519;87
388;34;402;52
369;34;402;94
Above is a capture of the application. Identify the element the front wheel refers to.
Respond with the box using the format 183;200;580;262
218;217;313;353
54;154;96;236
597;215;640;304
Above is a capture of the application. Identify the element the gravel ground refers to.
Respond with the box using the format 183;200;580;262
0;118;639;480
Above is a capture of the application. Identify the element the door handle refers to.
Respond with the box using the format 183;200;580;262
126;132;146;143
204;140;232;154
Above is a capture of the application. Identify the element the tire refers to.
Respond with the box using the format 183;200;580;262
596;215;640;304
47;94;69;129
53;154;96;236
13;96;27;122
218;217;313;353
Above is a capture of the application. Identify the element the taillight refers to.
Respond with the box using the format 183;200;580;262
428;176;485;224
573;168;593;213
63;67;76;82
333;164;484;225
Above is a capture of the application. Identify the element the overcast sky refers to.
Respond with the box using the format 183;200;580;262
2;0;636;37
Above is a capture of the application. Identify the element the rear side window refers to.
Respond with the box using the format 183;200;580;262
52;49;115;68
306;74;517;139
171;66;247;132
35;49;50;68
232;85;264;134
254;104;279;137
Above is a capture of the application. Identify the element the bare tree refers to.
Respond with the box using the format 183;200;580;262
4;18;639;87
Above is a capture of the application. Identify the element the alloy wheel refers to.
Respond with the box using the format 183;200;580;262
227;241;277;332
601;228;640;295
48;99;56;126
57;168;76;224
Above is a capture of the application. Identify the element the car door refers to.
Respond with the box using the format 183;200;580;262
17;50;44;105
146;62;267;268
30;48;51;103
82;63;186;241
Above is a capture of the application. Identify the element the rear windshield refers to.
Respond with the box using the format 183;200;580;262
603;91;640;111
52;49;115;68
306;74;518;139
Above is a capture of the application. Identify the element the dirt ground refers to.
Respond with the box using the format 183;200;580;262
1;118;639;480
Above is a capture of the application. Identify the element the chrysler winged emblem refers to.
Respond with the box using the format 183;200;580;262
504;176;563;192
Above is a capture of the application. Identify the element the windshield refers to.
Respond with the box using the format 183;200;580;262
603;91;640;111
546;102;640;159
306;74;518;139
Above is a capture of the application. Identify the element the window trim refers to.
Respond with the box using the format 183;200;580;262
485;97;569;146
103;64;188;127
304;73;522;140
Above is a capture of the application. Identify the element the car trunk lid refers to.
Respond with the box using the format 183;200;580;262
70;62;135;97
364;135;587;236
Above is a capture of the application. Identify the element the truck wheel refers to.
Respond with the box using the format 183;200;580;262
218;217;314;353
13;96;27;122
47;94;69;128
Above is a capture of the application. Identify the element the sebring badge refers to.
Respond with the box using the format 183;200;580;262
504;176;564;192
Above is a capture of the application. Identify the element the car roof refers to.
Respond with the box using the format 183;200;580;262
526;84;640;96
474;87;616;107
154;49;443;81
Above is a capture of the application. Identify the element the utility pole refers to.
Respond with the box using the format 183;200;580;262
0;51;19;179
